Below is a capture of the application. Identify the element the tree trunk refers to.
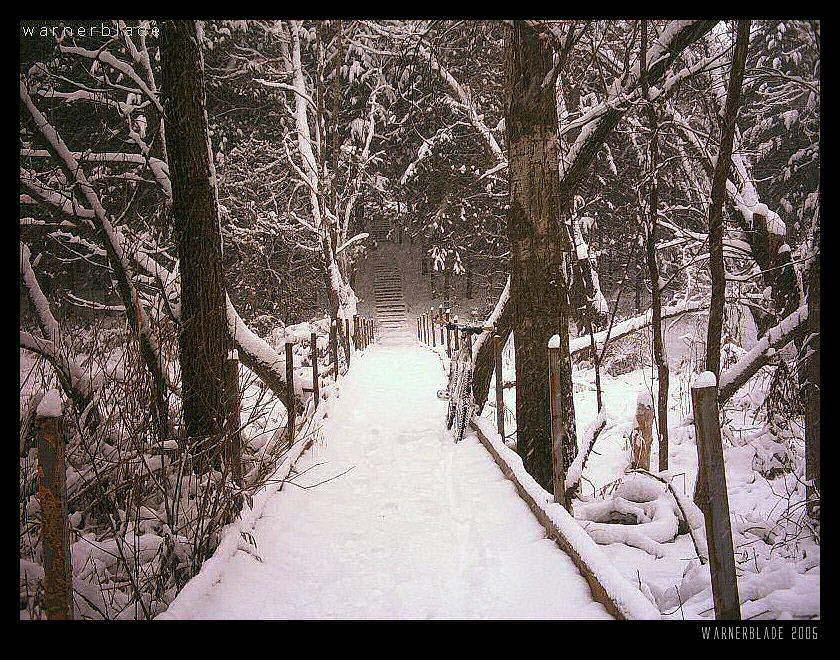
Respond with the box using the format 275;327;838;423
160;20;230;473
705;20;750;379
641;20;669;472
696;20;750;507
505;21;577;490
804;248;820;515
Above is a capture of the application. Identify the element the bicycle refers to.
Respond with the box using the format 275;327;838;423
435;322;492;443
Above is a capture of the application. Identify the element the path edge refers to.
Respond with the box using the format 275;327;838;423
470;417;662;620
158;414;329;619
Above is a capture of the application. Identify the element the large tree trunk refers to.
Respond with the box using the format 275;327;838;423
160;20;230;473
641;20;669;471
705;20;751;379
505;22;577;491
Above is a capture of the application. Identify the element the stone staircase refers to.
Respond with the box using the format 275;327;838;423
371;218;393;242
372;257;410;343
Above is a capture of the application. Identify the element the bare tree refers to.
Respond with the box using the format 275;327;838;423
705;20;751;379
696;20;750;509
641;19;669;471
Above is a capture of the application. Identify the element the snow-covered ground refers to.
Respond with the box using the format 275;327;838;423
478;310;819;620
164;342;610;619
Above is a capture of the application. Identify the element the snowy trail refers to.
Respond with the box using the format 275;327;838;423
176;343;611;619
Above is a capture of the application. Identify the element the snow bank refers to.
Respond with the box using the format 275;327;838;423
159;395;339;619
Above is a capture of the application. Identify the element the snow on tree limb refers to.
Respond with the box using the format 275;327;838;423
558;20;717;198
22;149;171;198
718;305;808;403
20;77;173;411
569;299;708;356
19;248;99;418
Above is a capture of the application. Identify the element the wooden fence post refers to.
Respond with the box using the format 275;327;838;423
445;308;452;358
310;332;320;410
430;308;436;347
494;333;505;440
692;375;741;620
453;315;460;351
548;344;568;510
225;350;242;489
36;390;73;620
352;314;359;350
438;305;445;346
330;319;338;381
344;318;351;360
285;342;295;445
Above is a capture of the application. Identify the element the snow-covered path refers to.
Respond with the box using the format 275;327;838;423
176;343;610;619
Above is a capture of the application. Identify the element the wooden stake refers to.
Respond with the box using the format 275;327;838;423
453;315;460;351
494;333;505;440
310;332;320;410
548;345;568;509
285;342;295;445
225;350;242;489
692;377;741;620
36;391;73;620
344;318;351;361
445;309;452;358
330;319;338;381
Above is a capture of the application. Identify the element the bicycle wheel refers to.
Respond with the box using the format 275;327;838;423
453;363;474;443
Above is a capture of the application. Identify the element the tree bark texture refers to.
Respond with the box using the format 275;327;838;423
505;21;577;490
160;20;230;472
